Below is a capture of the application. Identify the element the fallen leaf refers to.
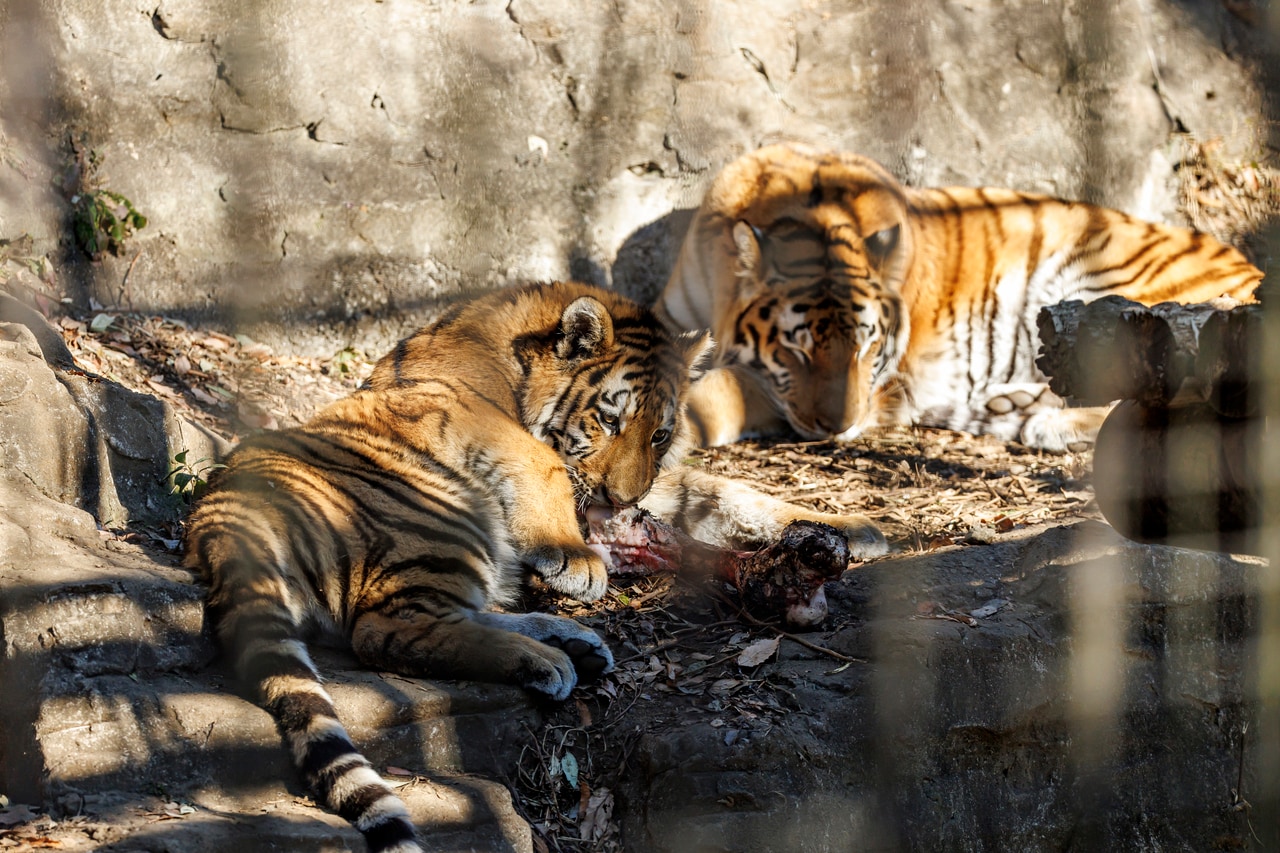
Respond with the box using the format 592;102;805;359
147;378;177;397
89;312;115;332
579;788;613;843
709;678;741;695
190;387;221;406
736;636;781;667
970;599;1008;619
559;752;579;790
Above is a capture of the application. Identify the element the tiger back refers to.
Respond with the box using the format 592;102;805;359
657;143;1262;451
183;282;711;852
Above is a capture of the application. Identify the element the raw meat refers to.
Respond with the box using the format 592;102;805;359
582;506;850;629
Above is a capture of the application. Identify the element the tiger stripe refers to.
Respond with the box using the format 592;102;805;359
659;143;1262;451
185;282;719;851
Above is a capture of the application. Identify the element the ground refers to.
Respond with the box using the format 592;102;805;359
0;298;1102;852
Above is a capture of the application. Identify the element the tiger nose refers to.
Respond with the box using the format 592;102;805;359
813;415;845;436
601;481;646;508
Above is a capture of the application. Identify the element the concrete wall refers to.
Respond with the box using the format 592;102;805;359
0;0;1271;355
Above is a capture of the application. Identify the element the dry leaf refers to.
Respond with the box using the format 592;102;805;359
710;678;741;695
579;788;613;843
190;387;221;406
736;636;781;667
147;378;177;397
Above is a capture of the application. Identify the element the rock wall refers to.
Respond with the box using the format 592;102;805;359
0;0;1273;356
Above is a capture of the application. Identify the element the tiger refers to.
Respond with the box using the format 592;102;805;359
182;280;886;853
656;143;1263;452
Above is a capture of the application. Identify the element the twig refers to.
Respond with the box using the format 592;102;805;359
614;619;743;664
118;249;141;310
710;588;863;664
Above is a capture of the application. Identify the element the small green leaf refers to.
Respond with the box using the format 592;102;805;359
90;313;116;332
560;752;579;789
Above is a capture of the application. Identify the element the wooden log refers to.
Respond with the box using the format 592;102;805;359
1092;400;1264;554
1036;297;1259;414
1195;306;1263;418
1036;295;1134;404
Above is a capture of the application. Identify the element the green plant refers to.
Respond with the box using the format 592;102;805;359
0;233;50;286
73;189;148;259
165;449;225;506
332;345;359;375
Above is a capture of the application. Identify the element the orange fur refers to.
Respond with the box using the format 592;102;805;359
659;143;1261;451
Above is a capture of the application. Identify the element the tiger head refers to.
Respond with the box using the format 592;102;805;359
519;287;713;507
663;144;915;439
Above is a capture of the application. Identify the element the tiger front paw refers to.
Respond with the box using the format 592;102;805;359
832;513;889;559
524;544;609;602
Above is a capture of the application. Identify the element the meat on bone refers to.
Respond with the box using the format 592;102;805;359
582;506;850;629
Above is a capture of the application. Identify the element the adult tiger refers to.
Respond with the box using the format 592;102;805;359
657;143;1263;451
183;281;885;853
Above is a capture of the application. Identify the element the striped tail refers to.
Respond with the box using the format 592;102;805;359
235;630;422;852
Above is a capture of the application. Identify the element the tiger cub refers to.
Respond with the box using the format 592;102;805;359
183;281;885;853
657;143;1263;451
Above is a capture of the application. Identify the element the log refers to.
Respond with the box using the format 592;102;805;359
1038;296;1266;553
1092;400;1264;554
1035;296;1259;414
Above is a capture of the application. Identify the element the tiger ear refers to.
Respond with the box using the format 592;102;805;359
557;296;615;360
732;220;763;274
678;330;715;382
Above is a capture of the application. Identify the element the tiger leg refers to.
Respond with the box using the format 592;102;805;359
482;427;610;602
639;466;888;558
682;365;788;447
210;589;421;853
350;607;612;701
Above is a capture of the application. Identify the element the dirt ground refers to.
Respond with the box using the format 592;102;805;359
0;298;1103;852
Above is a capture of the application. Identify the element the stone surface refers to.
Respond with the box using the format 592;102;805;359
0;293;228;529
0;0;1272;357
617;520;1263;852
0;472;539;852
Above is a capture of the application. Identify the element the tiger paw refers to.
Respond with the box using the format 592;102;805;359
524;543;609;602
1019;407;1108;453
830;513;889;559
482;611;615;696
543;635;613;683
515;643;581;701
984;382;1063;416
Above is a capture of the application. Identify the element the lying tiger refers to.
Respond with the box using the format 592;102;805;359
183;281;885;853
657;143;1262;452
